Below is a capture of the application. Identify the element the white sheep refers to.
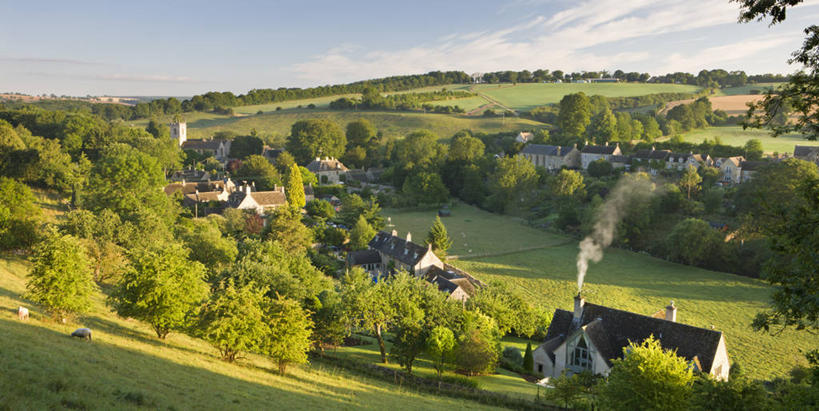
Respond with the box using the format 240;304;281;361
17;306;29;321
71;328;92;340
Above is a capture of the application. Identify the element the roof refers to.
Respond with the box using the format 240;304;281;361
668;152;693;161
609;155;630;163
164;180;228;195
581;144;619;155
228;189;287;208
633;148;671;161
184;191;222;203
543;301;725;373
368;231;430;266
740;160;767;171
348;250;381;266
181;139;226;151
520;144;576;157
170;169;210;182
794;145;819;158
306;157;349;173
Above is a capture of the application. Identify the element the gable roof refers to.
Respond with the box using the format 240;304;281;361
182;139;227;151
164;180;228;196
794;145;819;158
307;157;349;173
347;249;381;266
228;189;286;208
368;231;430;266
520;144;576;157
581;144;619;155
543;302;725;373
634;148;671;161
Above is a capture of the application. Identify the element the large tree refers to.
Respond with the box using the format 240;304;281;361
264;207;313;254
229;135;264;159
197;281;267;362
426;326;456;379
425;215;452;257
349;215;376;250
285;163;305;210
286;119;346;164
234;155;282;191
587;108;617;143
679;165;702;199
346;119;377;147
558;92;591;138
0;177;41;250
263;294;314;375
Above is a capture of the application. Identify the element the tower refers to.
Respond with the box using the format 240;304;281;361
170;121;187;146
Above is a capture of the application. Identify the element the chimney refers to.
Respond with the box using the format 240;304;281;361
245;185;251;195
665;301;677;322
573;294;585;323
406;232;412;243
391;229;398;237
604;141;608;146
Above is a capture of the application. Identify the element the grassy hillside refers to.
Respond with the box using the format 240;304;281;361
385;203;815;381
678;125;819;154
714;83;783;96
0;255;503;410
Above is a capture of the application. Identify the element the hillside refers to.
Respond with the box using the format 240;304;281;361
0;256;502;410
677;125;819;154
385;204;815;381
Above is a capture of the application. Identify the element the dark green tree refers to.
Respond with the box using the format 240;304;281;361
197;281;267;362
229;135;264;159
558;92;591;137
235;155;282;191
425;215;452;257
286;119;346;164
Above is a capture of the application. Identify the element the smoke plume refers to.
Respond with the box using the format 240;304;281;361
576;175;656;293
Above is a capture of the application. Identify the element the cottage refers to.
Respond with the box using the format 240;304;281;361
306;157;349;184
519;144;580;170
227;184;287;215
347;249;383;273
533;296;730;381
666;152;712;170
181;139;232;162
608;155;630;170
580;143;622;169
794;145;819;166
715;156;745;184
164;179;235;197
169;169;211;183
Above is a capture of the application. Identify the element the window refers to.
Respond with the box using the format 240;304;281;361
537;363;543;373
570;337;592;370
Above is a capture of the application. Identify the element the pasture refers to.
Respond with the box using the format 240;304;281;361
714;82;783;96
678;125;819;154
0;255;503;410
386;203;816;381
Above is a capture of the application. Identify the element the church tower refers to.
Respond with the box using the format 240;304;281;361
170;121;186;146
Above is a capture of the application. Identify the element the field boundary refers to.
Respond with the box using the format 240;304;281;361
448;240;575;261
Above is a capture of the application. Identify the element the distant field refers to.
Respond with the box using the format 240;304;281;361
388;203;816;380
429;95;490;112
714;82;783;96
232;94;360;115
678;126;819;153
472;83;702;111
664;95;763;116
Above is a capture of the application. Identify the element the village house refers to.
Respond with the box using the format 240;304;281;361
182;139;232;162
715;156;745;185
580;142;622;169
306;157;349;184
169;169;211;183
794;145;819;166
739;160;766;183
163;178;235;198
227;183;287;215
666;152;713;170
518;144;580;170
609;155;630;170
533;296;730;381
515;131;534;144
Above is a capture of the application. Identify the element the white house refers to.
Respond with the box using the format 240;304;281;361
227;184;287;215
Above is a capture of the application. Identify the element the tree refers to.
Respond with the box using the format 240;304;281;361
305;199;335;219
599;336;694;411
285;164;305;210
449;133;485;162
274;151;296;175
109;243;209;338
691;373;770;411
523;342;534;373
0;177;41;250
235;155;281;191
679;165;702;199
558;92;591;137
587;108;617;143
467;281;538;337
425;216;452;257
393;129;441;169
349;215;376;250
177;218;238;278
339;268;394;363
286;119;346;164
346;119;377;147
402;172;449;206
264;207;313;254
263;294;313;374
229;135;264;159
550;169;585;197
587;158;614;177
426;326;456;379
26;231;96;320
60;209;126;284
665;218;725;267
486;156;539;213
744;139;764;161
197;281;266;362
455;312;501;376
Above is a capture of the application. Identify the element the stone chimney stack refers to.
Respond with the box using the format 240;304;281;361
665;301;677;322
406;232;412;243
573;294;585;323
391;229;398;237
245;184;251;195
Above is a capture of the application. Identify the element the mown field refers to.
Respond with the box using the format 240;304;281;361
0;256;504;410
386;203;815;381
678;125;819;154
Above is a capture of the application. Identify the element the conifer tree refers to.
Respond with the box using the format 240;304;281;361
523;342;534;373
286;163;305;210
425;215;452;257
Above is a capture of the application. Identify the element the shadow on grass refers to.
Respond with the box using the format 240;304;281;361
80;315;205;357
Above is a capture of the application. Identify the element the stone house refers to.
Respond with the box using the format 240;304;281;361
163;179;235;197
666;152;713;170
227;184;287;215
533;296;730;381
306;157;349;184
580;143;622;169
181;139;232;162
794;145;819;166
519;144;581;170
169;169;211;183
739;160;766;183
715;156;745;184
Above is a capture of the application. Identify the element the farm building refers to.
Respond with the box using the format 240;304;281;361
533;296;730;381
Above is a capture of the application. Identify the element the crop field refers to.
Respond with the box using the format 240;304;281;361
678;125;819;153
232;94;361;115
663;95;764;116
472;83;702;111
0;256;502;410
387;203;816;381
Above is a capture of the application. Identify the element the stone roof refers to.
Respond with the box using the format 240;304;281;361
164;180;228;195
169;169;210;182
581;143;619;155
520;144;576;157
368;231;430;267
347;250;382;266
716;156;744;167
307;157;349;173
182;139;227;151
794;145;819;158
543;301;725;373
740;160;767;171
633;147;671;161
228;188;287;208
184;191;222;203
609;155;630;163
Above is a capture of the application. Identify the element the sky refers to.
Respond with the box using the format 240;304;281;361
1;0;818;97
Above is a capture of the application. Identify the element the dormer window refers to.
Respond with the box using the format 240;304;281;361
570;336;593;371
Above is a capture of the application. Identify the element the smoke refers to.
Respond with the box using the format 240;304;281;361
576;174;656;293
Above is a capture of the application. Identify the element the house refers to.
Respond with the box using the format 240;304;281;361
519;144;581;170
739;160;766;183
346;250;382;273
181;138;232;162
715;156;745;184
515;132;534;144
227;184;287;215
666;152;713;170
169;169;211;183
609;155;630;170
632;146;672;174
424;267;475;303
580;143;622;169
163;179;235;197
306;157;349;184
533;296;730;381
794;145;819;166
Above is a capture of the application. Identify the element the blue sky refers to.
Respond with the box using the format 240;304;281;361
2;0;818;96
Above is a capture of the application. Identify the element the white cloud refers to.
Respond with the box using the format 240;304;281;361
659;34;798;74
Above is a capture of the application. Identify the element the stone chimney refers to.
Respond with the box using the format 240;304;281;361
573;294;585;323
391;229;398;237
245;184;251;195
406;232;412;243
665;301;677;322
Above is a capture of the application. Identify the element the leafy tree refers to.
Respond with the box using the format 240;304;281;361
393;129;442;170
523;342;534;373
346;119;377;147
449;133;485;162
667;104;696;131
426;326;456;378
587;108;617;143
305;199;335;219
679;165;703;199
299;166;318;186
550;169;585;197
599;336;694;411
229;135;264;159
698;165;721;188
587;158;614;177
558;92;591;137
109;243;209;339
264;207;313;254
197;281;266;362
0;177;41;250
274;151;296;175
339;269;394;363
311;289;348;352
402;171;449;205
589;95;610;116
177;218;238;278
459;164;487;205
744;139;764;161
547;372;595;409
349;215;376;250
263;294;313;374
235;154;282;191
691;373;770;411
467;281;538;337
425;215;452;257
486;156;538;213
26;231;96;320
60;209;125;283
455;311;501;375
285;164;305;210
665;218;725;267
286;119;346;164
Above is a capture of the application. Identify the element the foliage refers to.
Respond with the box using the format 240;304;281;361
177;217;238;278
285;164;305;210
264;207;313;255
26;230;96;319
467;281;539;337
599;336;694;411
486;156;538;214
679;165;702;199
522;342;533;374
60;209;126;283
690;373;770;411
426;326;456;378
229;135;264;159
744;139;764;161
425;215;452;257
339;268;394;363
285;119;346;164
587;158;613;177
549;169;584;198
262;294;314;374
305;199;335;219
401;172;450;206
665;218;725;267
557;92;591;137
234;155;282;191
197;281;267;362
455;311;501;376
349;215;376;250
0;177;41;250
109;243;209;338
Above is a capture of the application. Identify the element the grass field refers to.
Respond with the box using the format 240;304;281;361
0;255;505;410
714;83;783;96
678;125;819;153
472;83;702;111
232;94;361;115
386;203;815;381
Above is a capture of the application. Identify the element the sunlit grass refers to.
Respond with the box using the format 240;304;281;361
678;125;818;154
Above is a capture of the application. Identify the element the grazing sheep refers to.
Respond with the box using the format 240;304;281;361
17;306;29;321
71;328;92;340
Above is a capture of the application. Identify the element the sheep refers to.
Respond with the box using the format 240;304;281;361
17;306;29;321
71;328;92;340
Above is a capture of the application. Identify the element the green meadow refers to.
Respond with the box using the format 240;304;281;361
678;125;819;154
713;83;784;96
386;203;815;381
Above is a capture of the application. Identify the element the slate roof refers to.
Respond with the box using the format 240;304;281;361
609;155;630;163
581;144;619;155
543;302;724;373
740;160;767;171
184;191;222;203
520;144;576;157
347;250;382;266
164;180;227;195
368;231;430;267
182;139;226;151
307;157;349;173
794;145;819;158
633;148;671;161
170;169;210;182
